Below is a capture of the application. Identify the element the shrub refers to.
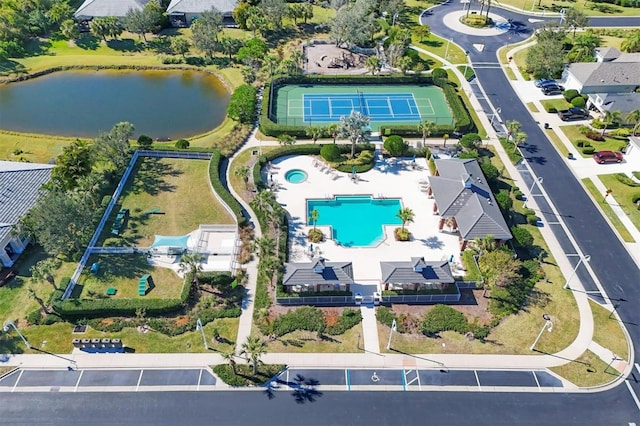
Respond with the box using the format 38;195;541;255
526;214;539;225
227;84;257;124
320;144;342;162
421;305;469;336
591;119;606;129
582;147;596;154
432;68;448;79
513;189;524;200
395;227;410;241
632;193;640;204
325;309;362;335
576;140;590;147
26;309;42;325
101;195;112;208
460;133;481;151
137;135;153;148
376;306;396;328
308;228;323;242
511;226;534;247
563;89;579;101
480;161;499;184
609;128;631;138
429;157;436;174
175;139;190;149
384;135;407;156
272;306;325;337
585;131;605;141
495;189;513;211
571;97;586;108
546;106;558;113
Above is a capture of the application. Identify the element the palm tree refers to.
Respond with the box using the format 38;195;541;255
241;335;267;375
396;207;414;232
365;56;382;75
305;126;324;144
417;119;436;145
234;166;250;189
601;110;622;136
626;109;640;136
473;235;496;255
505;120;521;143
326;123;338;144
221;348;237;375
621;29;640;53
178;252;203;286
513;131;527;147
337;111;370;158
309;209;319;230
30;258;60;290
414;24;430;42
255;236;275;258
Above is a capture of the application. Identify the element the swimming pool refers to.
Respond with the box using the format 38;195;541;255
307;195;402;247
285;169;308;183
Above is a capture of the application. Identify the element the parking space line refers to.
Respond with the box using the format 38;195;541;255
532;371;541;391
416;370;421;391
474;370;481;391
11;370;23;393
346;370;350;391
626;381;640;411
74;370;84;392
197;369;203;391
401;370;406;391
135;370;144;392
635;363;640;375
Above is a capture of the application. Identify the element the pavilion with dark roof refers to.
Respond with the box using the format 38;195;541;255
379;257;454;292
282;258;354;294
427;158;512;251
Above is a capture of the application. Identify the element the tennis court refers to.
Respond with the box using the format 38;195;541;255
274;84;454;128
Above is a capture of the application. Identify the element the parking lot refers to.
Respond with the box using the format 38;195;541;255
276;368;564;391
0;368;216;392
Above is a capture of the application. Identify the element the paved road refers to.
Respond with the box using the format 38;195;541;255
0;388;637;426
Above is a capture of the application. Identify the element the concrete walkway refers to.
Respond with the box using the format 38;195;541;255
360;305;381;354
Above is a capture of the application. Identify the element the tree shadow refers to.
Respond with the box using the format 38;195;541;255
0;59;28;76
418;235;445;249
75;34;101;50
106;38;143;52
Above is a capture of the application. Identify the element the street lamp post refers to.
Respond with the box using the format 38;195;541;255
523;177;543;209
3;319;31;349
196;318;209;350
490;107;502;126
444;38;453;60
386;319;397;350
530;314;553;351
564;255;591;289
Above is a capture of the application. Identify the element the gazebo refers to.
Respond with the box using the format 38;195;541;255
379;258;454;292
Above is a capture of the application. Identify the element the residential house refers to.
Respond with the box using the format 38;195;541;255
379;257;454;292
281;258;354;294
74;0;153;20
166;0;238;27
0;161;53;267
562;49;640;115
427;158;512;251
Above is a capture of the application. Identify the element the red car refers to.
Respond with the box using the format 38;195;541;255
593;151;623;164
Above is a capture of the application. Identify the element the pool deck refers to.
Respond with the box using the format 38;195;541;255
271;153;465;296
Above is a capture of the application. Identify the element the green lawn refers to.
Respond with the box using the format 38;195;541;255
497;40;533;65
512;49;530;81
412;34;467;65
504;67;517;81
98;157;234;248
560;125;629;157
77;254;184;299
2;318;239;354
549;350;620;388
590;300;629;361
526;102;539;113
540;99;572;113
502;0;640;16
582;178;635;242
598;174;640;234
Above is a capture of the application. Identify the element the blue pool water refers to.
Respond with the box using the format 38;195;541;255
285;169;308;183
307;196;402;247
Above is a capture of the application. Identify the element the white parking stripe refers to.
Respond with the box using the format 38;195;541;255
197;369;203;391
634;363;640;376
135;370;144;392
11;370;23;393
74;370;84;392
474;370;481;391
532;371;541;391
625;381;640;411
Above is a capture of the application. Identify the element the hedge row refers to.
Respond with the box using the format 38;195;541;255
252;144;322;189
434;80;474;133
210;150;247;226
270;306;362;337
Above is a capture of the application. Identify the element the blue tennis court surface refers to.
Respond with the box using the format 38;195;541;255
300;93;425;123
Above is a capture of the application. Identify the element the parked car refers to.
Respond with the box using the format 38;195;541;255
541;84;564;95
593;151;623;164
534;78;555;88
557;107;590;121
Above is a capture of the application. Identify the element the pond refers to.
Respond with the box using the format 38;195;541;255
0;69;229;139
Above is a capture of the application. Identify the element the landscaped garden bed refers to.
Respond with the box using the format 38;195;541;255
560;125;628;157
213;363;285;387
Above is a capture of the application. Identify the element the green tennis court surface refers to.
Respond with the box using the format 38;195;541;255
274;84;454;128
